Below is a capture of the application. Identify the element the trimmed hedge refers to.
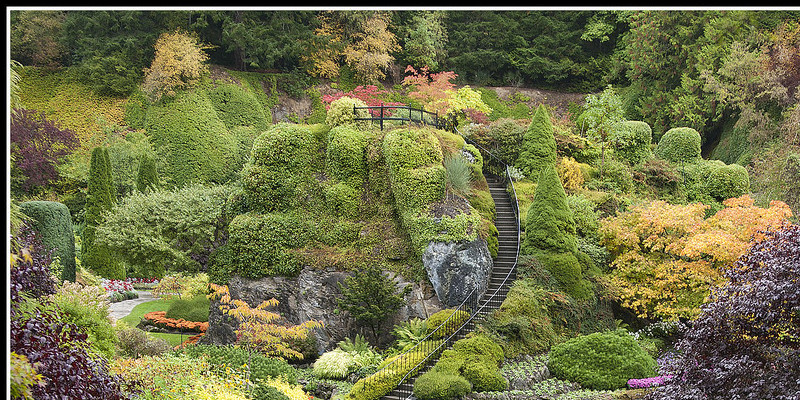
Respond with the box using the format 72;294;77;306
655;127;702;164
241;123;318;212
227;212;314;279
206;82;270;132
19;201;76;282
706;163;750;201
326;125;370;188
425;309;470;340
612;120;653;165
547;329;658;390
144;89;240;187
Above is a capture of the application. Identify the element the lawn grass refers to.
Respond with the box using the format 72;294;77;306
149;332;193;347
118;298;177;327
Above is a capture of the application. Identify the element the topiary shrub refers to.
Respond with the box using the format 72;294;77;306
227;212;314;279
413;371;472;400
19;201;76;282
144;89;240;187
324;182;361;218
241;123;318;213
517;104;557;180
326;124;370;188
483;278;559;358
415;334;507;398
547;329;658;391
612;120;653;165
655;127;702;164
207;82;270;132
325;96;371;128
706;163;750;201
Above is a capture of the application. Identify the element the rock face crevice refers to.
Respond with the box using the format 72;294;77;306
201;267;446;352
422;238;493;307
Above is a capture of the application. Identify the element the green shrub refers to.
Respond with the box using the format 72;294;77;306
326;96;370;128
706;163;750;201
533;251;593;300
426;309;470;339
524;165;577;255
253;383;292;400
50;281;117;359
324;182;361;218
413;371;472;400
83;146;124;280
546;329;658;390
391;165;447;213
566;194;600;241
206;82;270;132
326;125;370;188
383;128;443;173
346;349;432;400
612;120;653;165
227;212;314;278
19;201;76;282
165;294;210;322
418;334;507;396
178;344;298;384
144;90;240;187
483;278;559;357
655;127;702;164
517;104;557;180
115;325;172;358
241;123;318;212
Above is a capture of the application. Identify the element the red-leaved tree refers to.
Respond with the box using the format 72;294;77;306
10;108;79;194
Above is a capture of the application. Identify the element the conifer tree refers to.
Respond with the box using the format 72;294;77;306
523;165;591;300
516;104;557;180
136;153;159;193
82;146;124;279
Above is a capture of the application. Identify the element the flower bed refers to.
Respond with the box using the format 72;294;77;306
139;311;208;334
627;375;673;389
100;278;138;303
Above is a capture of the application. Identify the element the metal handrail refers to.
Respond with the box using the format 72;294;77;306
362;125;521;400
352;104;456;131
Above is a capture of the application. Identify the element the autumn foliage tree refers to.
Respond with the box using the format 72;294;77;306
402;65;491;124
143;29;210;102
599;195;793;320
650;224;800;400
208;283;323;361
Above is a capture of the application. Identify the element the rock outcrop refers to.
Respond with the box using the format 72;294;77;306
422;238;493;307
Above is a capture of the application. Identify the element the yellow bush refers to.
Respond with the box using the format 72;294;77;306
557;157;584;192
266;377;309;400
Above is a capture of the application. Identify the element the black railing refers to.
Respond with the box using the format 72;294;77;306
352;104;456;131
356;126;521;400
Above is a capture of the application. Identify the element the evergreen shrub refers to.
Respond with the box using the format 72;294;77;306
19;201;76;282
144;90;239;186
655;127;702;164
517;104;557;180
547;329;658;390
178;344;298;384
83;146;124;280
326;96;370;128
242;123;317;212
207;83;270;132
413;371;472;400
426;309;470;339
227;212;314;278
706;163;750;201
612;120;653;165
324;182;361;218
326;125;370;187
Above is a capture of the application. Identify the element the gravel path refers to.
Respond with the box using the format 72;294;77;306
108;290;156;324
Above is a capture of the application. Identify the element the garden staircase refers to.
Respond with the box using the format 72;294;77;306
380;172;520;400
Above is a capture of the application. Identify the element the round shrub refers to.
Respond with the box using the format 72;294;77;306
144;90;240;186
325;96;370;128
413;371;472;400
655;127;702;164
392;165;447;213
383;128;444;172
612;120;653;165
461;358;507;392
19;200;76;282
706;163;750;201
207;83;270;132
547;329;658;390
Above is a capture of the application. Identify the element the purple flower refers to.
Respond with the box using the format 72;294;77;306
627;375;673;388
